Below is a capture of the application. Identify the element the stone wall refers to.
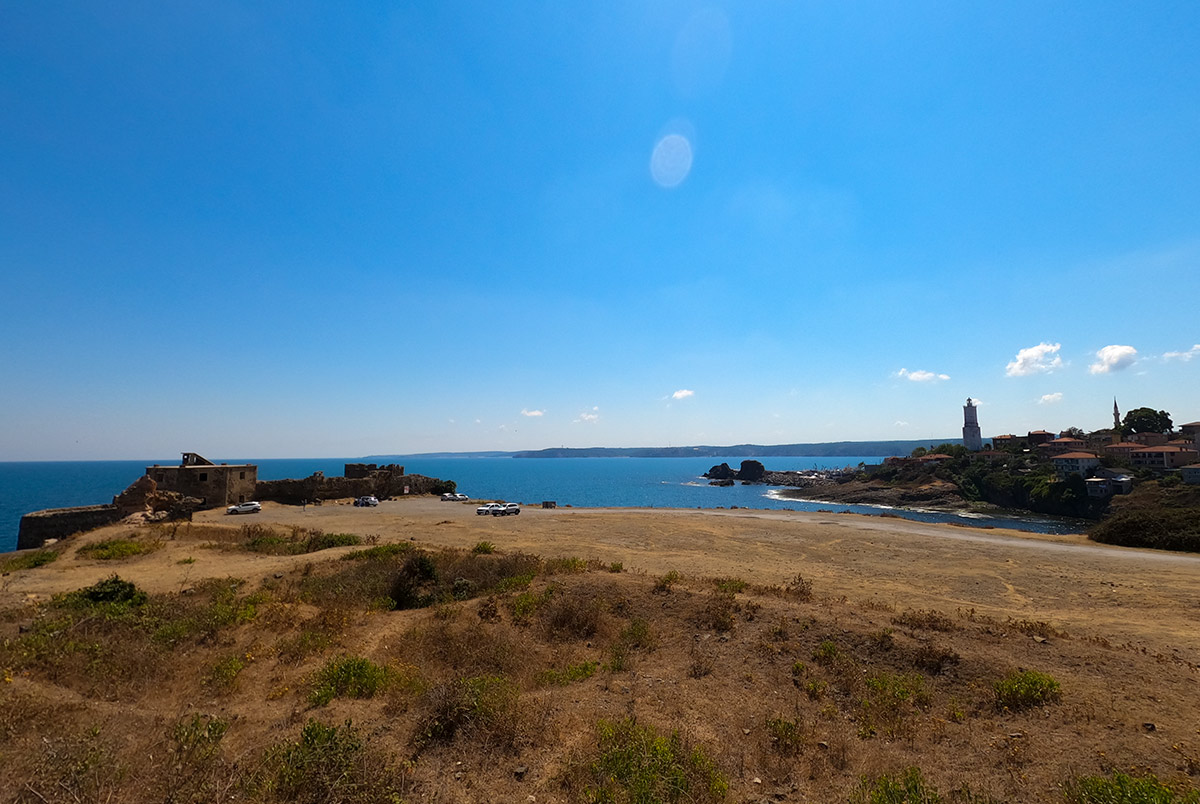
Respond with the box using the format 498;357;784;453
255;473;452;505
145;463;258;507
17;505;124;550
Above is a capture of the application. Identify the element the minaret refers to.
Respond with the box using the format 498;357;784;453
1113;398;1121;444
963;398;983;451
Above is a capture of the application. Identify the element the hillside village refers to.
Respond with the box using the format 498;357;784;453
985;403;1200;492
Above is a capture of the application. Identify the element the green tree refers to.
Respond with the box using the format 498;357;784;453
1122;407;1172;435
1062;427;1085;439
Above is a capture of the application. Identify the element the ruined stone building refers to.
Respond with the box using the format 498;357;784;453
146;452;257;507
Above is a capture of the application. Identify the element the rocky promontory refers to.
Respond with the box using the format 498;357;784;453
704;461;975;511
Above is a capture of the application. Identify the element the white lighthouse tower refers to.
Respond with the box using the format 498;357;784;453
963;398;983;452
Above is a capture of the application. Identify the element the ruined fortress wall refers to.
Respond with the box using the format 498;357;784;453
145;465;257;507
255;474;450;505
17;505;123;550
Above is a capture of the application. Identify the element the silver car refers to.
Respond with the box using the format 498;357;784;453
226;501;262;515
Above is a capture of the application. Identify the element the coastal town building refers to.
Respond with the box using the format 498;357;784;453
1051;452;1101;478
1103;442;1143;460
1182;464;1200;485
962;398;983;451
1040;436;1087;455
1129;445;1200;471
146;452;257;507
1026;430;1055;446
991;434;1020;449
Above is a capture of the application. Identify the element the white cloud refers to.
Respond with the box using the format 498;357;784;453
575;406;600;423
894;420;910;428
896;368;950;382
1039;392;1063;405
1164;344;1200;362
520;408;545;417
1006;342;1063;377
672;389;695;400
1089;344;1138;375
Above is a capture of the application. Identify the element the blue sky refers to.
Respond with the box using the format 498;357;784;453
2;2;1198;460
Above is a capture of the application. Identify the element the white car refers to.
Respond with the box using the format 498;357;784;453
476;503;504;516
494;503;521;516
226;501;262;515
442;492;470;501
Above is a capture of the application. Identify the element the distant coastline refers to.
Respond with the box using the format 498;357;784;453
368;439;964;462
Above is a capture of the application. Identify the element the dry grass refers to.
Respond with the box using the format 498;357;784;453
2;536;1199;804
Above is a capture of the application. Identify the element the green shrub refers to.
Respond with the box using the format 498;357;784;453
245;527;361;556
813;640;841;666
259;719;408;804
309;655;395;706
206;654;245;691
654;570;682;593
853;767;941;803
164;714;230;801
765;716;805;755
76;538;158;561
546;556;589;574
994;669;1061;710
860;672;930;739
1064;771;1200;803
713;577;747;594
1;549;59;572
471;541;496;555
581;718;728;803
539;661;599;686
277;629;334;663
56;575;148;608
341;542;412;561
606;618;656;672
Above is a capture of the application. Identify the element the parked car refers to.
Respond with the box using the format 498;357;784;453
353;496;379;507
453;493;469;501
476;503;504;516
493;503;521;516
226;501;262;515
442;492;470;501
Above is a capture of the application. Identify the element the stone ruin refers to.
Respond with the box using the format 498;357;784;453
112;475;203;525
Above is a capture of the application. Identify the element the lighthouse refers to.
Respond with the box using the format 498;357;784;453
963;398;983;452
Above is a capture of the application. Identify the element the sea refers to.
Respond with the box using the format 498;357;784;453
0;455;1088;553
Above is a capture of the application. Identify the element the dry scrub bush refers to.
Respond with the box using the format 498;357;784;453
560;718;728;804
254;719;411;804
0;575;265;699
544;588;608;640
413;675;527;753
396;617;525;679
892;609;960;633
15;724;127;804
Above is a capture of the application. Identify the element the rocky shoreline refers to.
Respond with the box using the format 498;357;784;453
705;462;979;512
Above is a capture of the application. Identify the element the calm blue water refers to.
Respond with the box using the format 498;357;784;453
0;455;1086;552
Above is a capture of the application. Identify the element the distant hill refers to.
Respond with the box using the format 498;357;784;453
512;440;965;459
364;451;516;460
369;440;967;461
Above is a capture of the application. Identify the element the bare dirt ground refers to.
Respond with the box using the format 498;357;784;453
10;498;1196;657
4;498;1200;803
